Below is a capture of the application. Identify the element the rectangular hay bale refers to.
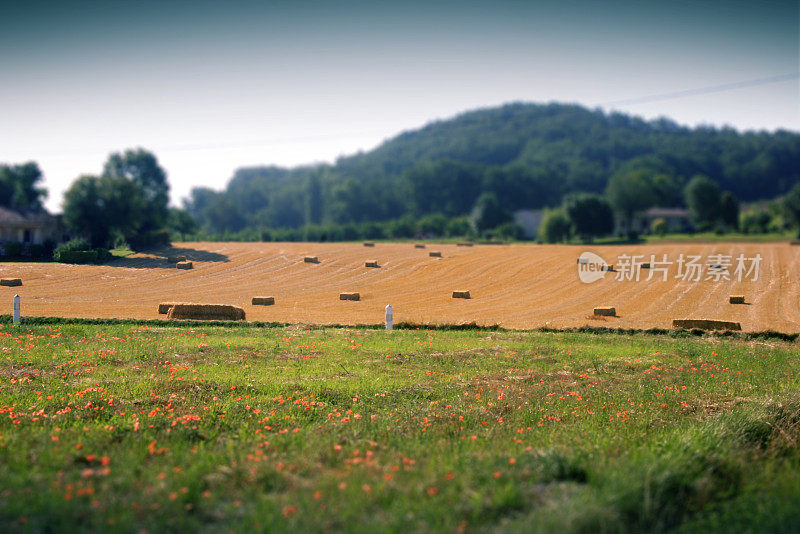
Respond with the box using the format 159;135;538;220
176;261;193;270
452;290;471;299
158;303;176;314
168;255;187;263
363;242;375;247
729;295;745;304
0;278;22;287
304;256;319;264
672;319;742;331
339;292;360;301
457;242;474;247
365;260;379;268
167;303;246;321
414;244;426;249
252;296;275;306
429;251;442;257
593;306;616;316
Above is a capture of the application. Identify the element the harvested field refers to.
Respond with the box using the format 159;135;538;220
1;242;798;331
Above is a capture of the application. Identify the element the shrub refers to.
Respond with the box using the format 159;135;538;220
651;217;668;236
494;221;525;241
4;242;23;258
53;238;108;264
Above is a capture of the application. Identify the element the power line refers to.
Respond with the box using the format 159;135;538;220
601;72;799;107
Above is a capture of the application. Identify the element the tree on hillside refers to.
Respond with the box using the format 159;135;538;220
404;160;484;217
0;162;47;210
538;209;570;243
783;183;800;237
471;192;512;234
605;170;657;237
720;191;740;230
563;193;615;242
103;148;169;230
62;175;146;248
306;171;323;225
684;175;722;230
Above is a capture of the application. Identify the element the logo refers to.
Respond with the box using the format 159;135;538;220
577;251;608;284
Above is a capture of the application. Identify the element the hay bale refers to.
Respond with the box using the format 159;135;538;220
167;303;245;321
593;306;616;316
158;303;176;314
729;295;745;304
791;240;800;246
0;278;22;287
339;292;360;301
304;256;319;264
252;296;275;306
176;261;193;270
363;242;375;247
168;255;187;263
365;260;380;268
457;242;474;247
452;290;471;299
414;243;426;249
429;251;442;258
672;319;742;331
641;263;651;269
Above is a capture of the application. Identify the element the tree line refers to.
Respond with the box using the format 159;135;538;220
184;102;800;238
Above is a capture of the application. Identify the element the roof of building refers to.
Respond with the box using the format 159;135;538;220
0;206;56;226
643;207;690;218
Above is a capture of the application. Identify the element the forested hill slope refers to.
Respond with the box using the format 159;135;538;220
186;102;800;231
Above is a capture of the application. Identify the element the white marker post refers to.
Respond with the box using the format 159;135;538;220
385;304;393;330
13;295;20;324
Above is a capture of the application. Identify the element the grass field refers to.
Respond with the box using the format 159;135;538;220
1;322;799;532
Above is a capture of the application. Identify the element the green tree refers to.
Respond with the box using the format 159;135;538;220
651;218;668;236
538;209;570;243
684;175;722;230
417;213;448;236
783;183;800;237
471;192;511;234
0;162;47;210
62;175;146;248
563;193;615;242
605;170;657;237
103;148;169;230
720;191;740;230
167;208;198;239
306;172;323;225
445;217;472;238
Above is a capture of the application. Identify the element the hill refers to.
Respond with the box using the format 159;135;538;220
184;102;800;233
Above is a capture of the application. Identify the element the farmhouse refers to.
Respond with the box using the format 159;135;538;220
0;207;61;247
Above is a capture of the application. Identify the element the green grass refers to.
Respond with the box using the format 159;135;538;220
109;248;135;258
1;323;799;532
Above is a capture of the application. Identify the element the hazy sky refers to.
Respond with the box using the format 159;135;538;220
2;0;798;212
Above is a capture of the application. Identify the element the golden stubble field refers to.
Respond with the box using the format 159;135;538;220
1;241;798;332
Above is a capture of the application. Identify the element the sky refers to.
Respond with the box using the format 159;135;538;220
1;0;798;213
